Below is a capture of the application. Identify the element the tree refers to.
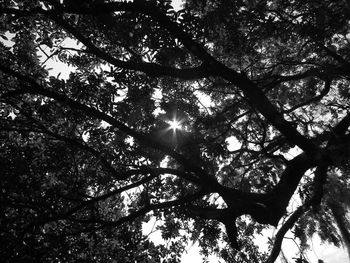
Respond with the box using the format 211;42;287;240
1;0;350;262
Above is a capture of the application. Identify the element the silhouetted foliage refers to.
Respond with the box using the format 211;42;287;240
1;0;350;262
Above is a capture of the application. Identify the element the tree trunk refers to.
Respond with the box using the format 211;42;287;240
280;249;290;263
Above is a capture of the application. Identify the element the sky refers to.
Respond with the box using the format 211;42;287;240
141;3;349;262
142;216;350;263
1;0;349;262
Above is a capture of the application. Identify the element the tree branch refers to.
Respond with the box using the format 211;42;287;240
0;65;221;186
51;13;213;79
0;7;213;80
319;44;350;67
52;1;217;64
59;172;158;219
265;202;307;263
331;112;350;136
1;100;124;178
2;4;319;155
283;79;331;114
267;162;329;263
67;189;206;232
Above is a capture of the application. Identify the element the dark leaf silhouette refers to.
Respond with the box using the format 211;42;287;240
1;0;350;262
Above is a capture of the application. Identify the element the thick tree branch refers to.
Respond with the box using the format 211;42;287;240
188;205;226;220
2;5;318;155
0;65;223;188
283;79;331;114
218;68;319;155
52;1;217;64
3;2;344;239
331;112;350;136
266;203;309;263
0;100;124;178
267;159;330;263
68;189;206;229
266;162;329;263
7;1;316;155
136;1;318;154
1;102;203;184
265;154;313;221
48;14;213;79
265;119;350;227
59;172;158;219
3;68;288;225
319;44;350;67
267;68;320;86
0;7;212;80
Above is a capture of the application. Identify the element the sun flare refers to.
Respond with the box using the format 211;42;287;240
168;119;182;131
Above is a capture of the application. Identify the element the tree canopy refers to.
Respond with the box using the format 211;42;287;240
1;0;350;262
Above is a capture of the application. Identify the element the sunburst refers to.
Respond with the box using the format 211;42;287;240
167;118;182;131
